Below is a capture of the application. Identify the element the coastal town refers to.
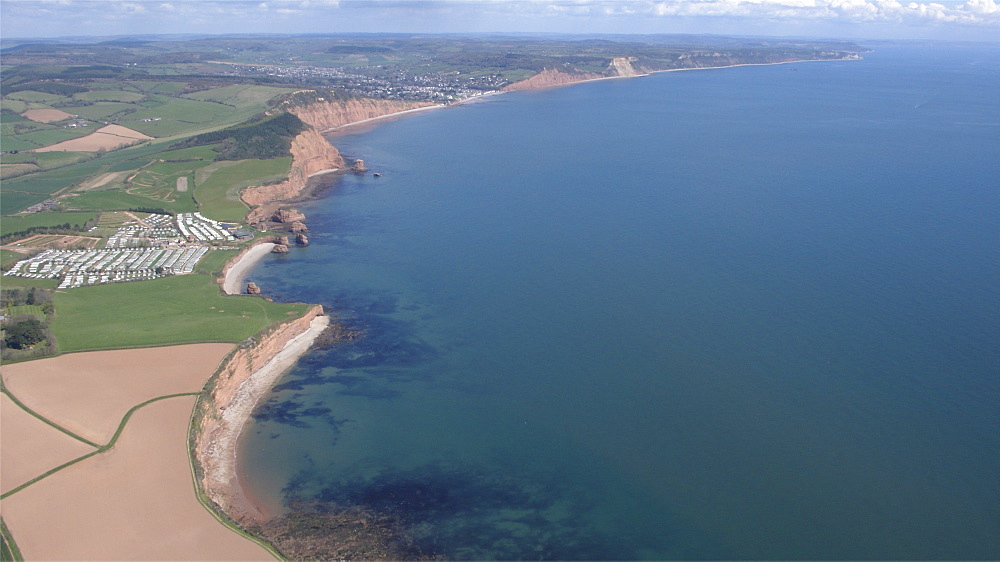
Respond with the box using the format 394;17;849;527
217;60;504;102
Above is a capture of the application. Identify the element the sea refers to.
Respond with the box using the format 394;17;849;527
239;44;1000;560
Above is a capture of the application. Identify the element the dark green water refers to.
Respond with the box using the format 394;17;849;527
241;45;1000;559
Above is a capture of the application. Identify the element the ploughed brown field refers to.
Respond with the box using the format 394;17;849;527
1;343;272;560
33;124;153;153
20;108;75;123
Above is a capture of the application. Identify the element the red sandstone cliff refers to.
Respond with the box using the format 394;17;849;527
241;99;435;224
287;98;435;133
502;68;604;92
503;58;649;92
192;305;325;523
241;128;342;223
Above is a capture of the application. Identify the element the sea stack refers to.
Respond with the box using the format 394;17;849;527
271;244;289;254
351;159;369;174
246;282;261;295
296;233;309;246
272;208;306;224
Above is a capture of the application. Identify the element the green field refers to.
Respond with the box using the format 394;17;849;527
67;188;197;214
0;112;30;124
1;163;40;180
0;143;167;213
156;145;219;161
0;137;42;151
195;157;290;222
5;91;63;103
73;90;146;103
129;159;212;203
1;151;92;170
183;85;294;109
51;274;310;351
1;99;30;113
60;102;139;121
124;98;238;137
1;120;42;137
15;128;91;148
6;305;46;320
96;211;147;227
1;211;99;237
1;250;28;270
0;192;47;212
196;249;238;276
133;81;190;94
0;276;59;289
2;163;107;195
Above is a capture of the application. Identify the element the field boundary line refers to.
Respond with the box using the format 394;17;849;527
0;383;101;448
1;517;24;562
0;393;199;499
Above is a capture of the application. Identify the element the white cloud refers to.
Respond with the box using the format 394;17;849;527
641;0;1000;23
1;0;997;39
440;0;999;25
962;0;1000;14
119;2;146;13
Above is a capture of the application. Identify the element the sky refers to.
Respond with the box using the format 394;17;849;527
1;0;998;43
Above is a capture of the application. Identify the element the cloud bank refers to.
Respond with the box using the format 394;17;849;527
2;0;998;39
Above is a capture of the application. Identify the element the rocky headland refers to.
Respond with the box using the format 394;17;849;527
241;128;343;226
240;98;437;230
192;306;329;524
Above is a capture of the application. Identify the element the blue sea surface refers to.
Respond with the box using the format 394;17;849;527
241;45;1000;559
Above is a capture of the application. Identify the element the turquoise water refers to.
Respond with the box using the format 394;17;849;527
241;45;1000;559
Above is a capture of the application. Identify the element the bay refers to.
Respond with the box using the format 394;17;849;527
241;45;1000;559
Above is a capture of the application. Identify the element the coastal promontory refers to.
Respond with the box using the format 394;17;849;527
242;127;344;225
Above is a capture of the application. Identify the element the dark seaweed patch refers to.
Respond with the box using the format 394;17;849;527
252;398;351;430
281;461;637;560
270;291;439;402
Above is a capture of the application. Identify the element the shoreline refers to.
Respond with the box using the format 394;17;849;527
501;57;856;93
222;242;276;295
228;314;331;522
204;52;860;549
193;308;329;525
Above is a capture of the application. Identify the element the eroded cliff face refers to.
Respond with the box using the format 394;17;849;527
242;128;342;224
288;98;435;133
502;68;604;92
192;305;325;524
609;57;643;77
241;99;434;224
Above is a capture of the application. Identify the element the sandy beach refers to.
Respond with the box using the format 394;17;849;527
197;313;330;523
223;242;276;295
